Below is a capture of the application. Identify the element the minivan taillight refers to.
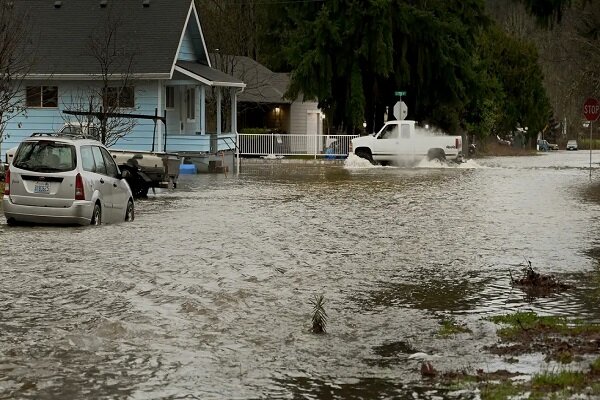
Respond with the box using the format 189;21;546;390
3;168;9;196
75;173;85;200
455;137;461;150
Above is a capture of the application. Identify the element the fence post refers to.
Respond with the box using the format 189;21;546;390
271;131;274;155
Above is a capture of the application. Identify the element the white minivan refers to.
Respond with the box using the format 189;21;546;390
3;133;134;226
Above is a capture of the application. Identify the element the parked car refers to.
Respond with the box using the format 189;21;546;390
537;139;549;152
566;140;578;151
548;142;559;150
3;133;135;226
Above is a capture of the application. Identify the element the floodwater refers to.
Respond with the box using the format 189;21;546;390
2;150;600;399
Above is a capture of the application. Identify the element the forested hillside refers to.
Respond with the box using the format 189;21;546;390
197;0;598;144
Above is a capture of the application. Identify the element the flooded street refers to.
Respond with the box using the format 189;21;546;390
2;151;600;399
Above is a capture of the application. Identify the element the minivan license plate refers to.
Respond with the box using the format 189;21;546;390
34;181;50;193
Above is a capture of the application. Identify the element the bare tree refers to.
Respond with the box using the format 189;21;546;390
198;1;267;132
197;0;260;60
0;1;32;151
62;9;137;146
487;0;600;139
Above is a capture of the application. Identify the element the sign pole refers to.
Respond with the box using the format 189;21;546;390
583;97;600;181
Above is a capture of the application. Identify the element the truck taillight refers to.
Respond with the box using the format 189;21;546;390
455;138;461;150
75;173;85;200
4;168;9;195
349;142;353;153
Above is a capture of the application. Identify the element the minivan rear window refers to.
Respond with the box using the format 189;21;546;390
13;141;76;172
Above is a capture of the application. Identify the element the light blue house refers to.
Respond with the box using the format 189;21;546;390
2;0;245;159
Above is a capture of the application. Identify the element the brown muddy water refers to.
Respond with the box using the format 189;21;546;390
2;151;600;399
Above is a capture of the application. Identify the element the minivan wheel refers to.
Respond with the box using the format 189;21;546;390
125;199;135;222
91;203;102;226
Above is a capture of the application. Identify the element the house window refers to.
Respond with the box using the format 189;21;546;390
26;86;58;108
166;86;175;109
103;86;135;108
186;87;195;120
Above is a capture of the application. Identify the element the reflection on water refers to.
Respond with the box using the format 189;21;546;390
359;272;488;313
2;151;600;398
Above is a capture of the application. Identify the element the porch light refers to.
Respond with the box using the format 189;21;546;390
275;107;280;114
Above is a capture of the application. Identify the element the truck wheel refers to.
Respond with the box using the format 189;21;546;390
427;148;446;162
355;149;376;165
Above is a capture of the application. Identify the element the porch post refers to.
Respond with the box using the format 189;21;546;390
157;80;163;151
217;87;222;136
200;85;206;135
231;88;236;135
233;88;240;175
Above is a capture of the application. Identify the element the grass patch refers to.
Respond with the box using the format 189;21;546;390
590;358;600;375
437;317;472;337
532;370;586;390
488;311;569;339
488;312;600;340
439;358;600;399
486;312;600;363
480;381;522;400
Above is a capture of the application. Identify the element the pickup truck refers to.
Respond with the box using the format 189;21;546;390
350;120;463;165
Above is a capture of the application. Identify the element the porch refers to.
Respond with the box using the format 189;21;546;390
157;61;245;154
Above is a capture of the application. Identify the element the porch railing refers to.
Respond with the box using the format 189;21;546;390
238;133;358;157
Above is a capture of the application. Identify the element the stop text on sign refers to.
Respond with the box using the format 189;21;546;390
583;98;600;122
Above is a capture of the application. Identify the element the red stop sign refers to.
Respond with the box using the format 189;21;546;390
583;98;600;121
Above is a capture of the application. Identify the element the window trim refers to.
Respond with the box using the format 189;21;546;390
103;86;135;109
26;86;59;108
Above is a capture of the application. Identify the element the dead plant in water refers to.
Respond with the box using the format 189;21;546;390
510;259;572;295
310;294;328;334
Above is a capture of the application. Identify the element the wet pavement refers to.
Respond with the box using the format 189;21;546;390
1;150;600;399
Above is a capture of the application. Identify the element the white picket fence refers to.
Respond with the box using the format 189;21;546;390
238;133;358;157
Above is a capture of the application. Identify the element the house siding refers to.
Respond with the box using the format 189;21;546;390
2;80;163;156
178;18;203;62
2;80;232;159
289;100;320;135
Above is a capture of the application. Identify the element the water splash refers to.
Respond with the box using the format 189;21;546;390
343;153;381;169
344;153;483;169
415;158;483;169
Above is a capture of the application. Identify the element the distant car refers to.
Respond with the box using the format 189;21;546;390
548;142;559;150
3;133;135;226
566;140;578;151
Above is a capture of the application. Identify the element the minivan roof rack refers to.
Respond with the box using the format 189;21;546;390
29;132;96;140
